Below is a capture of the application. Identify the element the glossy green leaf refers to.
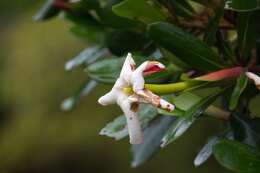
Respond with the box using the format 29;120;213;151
61;80;98;111
105;29;154;56
213;139;260;173
96;8;142;29
225;0;260;12
112;0;166;23
194;136;220;166
148;22;226;71
237;11;260;57
229;72;248;110
66;12;105;43
100;105;157;140
161;88;224;147
131;116;177;167
65;46;108;71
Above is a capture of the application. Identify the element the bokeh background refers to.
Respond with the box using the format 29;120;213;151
0;1;232;173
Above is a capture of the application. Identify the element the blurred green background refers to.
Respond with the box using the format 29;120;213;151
0;1;231;173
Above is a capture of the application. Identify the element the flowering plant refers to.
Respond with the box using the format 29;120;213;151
35;0;260;172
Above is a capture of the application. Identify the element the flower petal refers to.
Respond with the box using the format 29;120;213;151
131;61;165;92
98;90;117;106
118;98;143;144
143;61;165;76
246;72;260;90
120;53;136;83
136;89;174;112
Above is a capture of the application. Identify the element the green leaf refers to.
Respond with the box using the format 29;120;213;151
78;0;100;10
225;0;260;12
105;29;154;56
237;11;260;57
213;139;260;173
66;12;105;43
96;8;142;29
148;22;226;71
194;136;220;166
174;92;201;111
229;72;248;110
100;116;128;140
112;0;166;23
100;104;158;140
65;46;108;71
131;116;177;167
86;56;123;83
161;88;225;147
61;80;98;111
33;0;62;21
230;114;260;148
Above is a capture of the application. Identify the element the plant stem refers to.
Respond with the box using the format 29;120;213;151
144;81;197;95
205;106;230;120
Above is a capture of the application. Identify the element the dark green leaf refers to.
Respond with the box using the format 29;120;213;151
131;116;177;167
100;105;157;140
65;46;108;71
78;0;100;10
213;139;260;173
229;72;248;110
105;29;154;56
61;80;98;111
96;8;142;29
148;22;227;71
194;136;220;166
161;88;225;147
225;0;260;12
230;114;260;148
112;0;166;23
66;12;105;43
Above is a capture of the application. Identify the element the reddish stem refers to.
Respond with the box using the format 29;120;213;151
53;0;72;11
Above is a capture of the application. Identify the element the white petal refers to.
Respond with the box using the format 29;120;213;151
98;90;117;106
120;53;136;83
136;90;175;112
131;62;147;92
246;72;260;89
159;99;175;112
117;96;142;144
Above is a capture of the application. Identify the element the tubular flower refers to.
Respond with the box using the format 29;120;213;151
246;72;260;90
98;53;174;144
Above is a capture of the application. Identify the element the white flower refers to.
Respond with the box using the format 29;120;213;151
98;53;174;144
246;72;260;90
